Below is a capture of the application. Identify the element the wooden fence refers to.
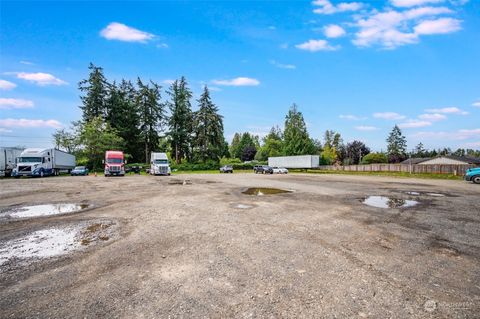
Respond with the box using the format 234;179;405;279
315;164;477;176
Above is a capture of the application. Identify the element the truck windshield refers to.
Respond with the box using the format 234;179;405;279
18;157;42;163
107;158;123;164
154;159;168;164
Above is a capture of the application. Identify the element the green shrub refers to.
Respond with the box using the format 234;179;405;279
361;152;388;164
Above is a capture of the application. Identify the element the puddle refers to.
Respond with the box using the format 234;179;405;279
426;193;445;197
233;204;254;209
169;179;192;185
242;188;291;196
363;196;418;208
405;191;445;197
0;220;117;270
0;228;80;266
1;203;90;219
406;191;421;196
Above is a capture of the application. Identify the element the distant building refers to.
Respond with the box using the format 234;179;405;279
402;156;480;165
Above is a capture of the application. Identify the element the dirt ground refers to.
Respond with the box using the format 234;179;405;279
0;173;479;318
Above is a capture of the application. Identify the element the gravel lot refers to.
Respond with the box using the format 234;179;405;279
0;173;479;318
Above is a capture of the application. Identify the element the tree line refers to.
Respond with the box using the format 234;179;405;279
54;63;226;169
54;64;480;169
228;109;480;165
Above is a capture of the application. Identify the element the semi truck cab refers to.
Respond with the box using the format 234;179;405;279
150;152;171;176
12;148;75;177
104;151;125;176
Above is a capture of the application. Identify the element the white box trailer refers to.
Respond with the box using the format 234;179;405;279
0;147;24;177
268;155;320;169
13;148;76;177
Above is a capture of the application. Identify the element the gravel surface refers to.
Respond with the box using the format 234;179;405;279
0;173;479;318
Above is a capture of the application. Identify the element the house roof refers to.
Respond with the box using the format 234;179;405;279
401;158;430;164
403;155;480;165
442;155;480;164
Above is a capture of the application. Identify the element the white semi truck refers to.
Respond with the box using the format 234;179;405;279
150;152;171;175
268;155;320;169
12;148;76;177
0;147;24;177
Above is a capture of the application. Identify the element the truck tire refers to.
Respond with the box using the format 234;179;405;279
473;175;480;184
40;170;44;178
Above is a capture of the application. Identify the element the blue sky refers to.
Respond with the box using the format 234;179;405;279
0;0;479;151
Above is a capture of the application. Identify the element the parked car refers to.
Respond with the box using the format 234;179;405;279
220;165;233;173
254;165;273;174
272;167;288;174
71;166;89;176
465;167;480;184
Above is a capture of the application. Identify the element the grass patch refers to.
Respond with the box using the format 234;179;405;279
291;169;463;180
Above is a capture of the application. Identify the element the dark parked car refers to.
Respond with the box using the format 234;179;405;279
71;166;89;176
220;165;233;173
254;165;273;174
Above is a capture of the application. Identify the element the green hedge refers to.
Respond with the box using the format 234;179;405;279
171;160;267;171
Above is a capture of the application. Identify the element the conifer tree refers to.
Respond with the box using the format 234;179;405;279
167;77;193;164
283;104;315;155
193;86;224;162
386;125;407;163
79;63;109;122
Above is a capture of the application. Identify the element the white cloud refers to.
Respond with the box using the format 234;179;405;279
414;17;462;35
339;114;367;120
418;113;447;121
355;125;379;131
100;22;155;42
373;112;406;120
161;79;175;86
13;72;67;86
208;86;222;92
463;141;480;148
268;26;276;30
295;39;339;52
313;0;363;14
0;98;34;109
324;24;347;38
0;128;13;133
413;128;480;140
0;79;16;90
352;7;460;49
425;107;468;115
212;77;260;86
270;60;296;69
19;60;34;65
156;43;169;49
390;0;444;7
0;118;62;129
472;101;480;108
398;119;432;128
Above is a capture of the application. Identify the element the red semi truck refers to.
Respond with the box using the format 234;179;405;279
104;150;125;177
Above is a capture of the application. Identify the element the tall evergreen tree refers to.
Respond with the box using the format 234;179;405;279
137;78;164;163
167;77;193;164
193;86;225;162
230;133;242;159
79;63;109;122
283;104;316;155
386;125;407;163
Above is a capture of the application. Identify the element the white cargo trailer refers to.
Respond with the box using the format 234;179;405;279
268;155;320;169
0;147;24;177
12;148;76;177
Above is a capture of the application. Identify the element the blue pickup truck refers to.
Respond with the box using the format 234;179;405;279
464;167;480;184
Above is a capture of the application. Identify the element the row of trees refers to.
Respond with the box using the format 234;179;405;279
54;63;226;169
54;64;479;169
228;112;480;165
